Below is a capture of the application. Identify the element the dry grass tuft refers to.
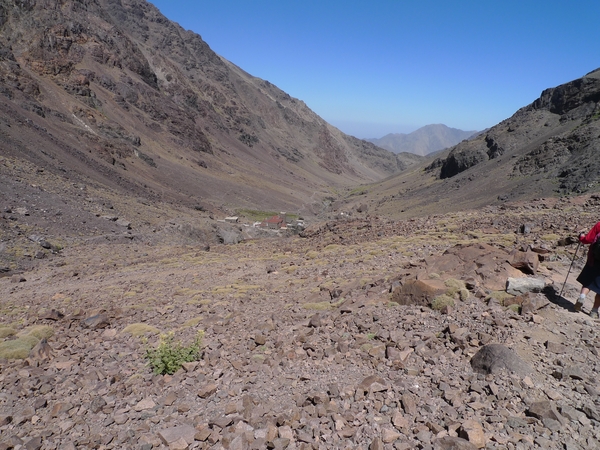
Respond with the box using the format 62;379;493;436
431;294;455;311
18;325;54;340
182;317;203;328
487;291;515;305
122;323;161;337
0;326;17;339
302;302;332;311
0;325;54;359
0;339;32;359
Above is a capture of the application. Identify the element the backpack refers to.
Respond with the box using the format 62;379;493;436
592;238;600;263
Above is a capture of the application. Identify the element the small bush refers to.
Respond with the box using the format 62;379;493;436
444;278;465;296
19;325;54;340
458;288;470;301
487;291;515;305
0;325;54;359
0;339;32;359
305;251;319;260
145;331;204;375
507;304;521;313
431;295;455;311
0;326;16;339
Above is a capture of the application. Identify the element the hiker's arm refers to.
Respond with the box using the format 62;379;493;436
579;222;600;244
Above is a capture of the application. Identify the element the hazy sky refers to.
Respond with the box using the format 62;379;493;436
148;1;599;139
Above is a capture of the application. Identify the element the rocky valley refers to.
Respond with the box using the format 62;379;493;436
2;1;600;450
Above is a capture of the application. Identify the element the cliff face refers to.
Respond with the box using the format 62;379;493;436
0;0;405;214
435;69;600;194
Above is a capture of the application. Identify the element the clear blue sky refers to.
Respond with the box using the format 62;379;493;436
148;0;599;139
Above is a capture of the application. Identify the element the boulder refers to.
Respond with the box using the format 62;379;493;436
506;277;545;295
391;279;446;306
470;344;532;376
510;249;539;274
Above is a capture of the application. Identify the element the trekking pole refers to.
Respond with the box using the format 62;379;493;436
559;240;581;298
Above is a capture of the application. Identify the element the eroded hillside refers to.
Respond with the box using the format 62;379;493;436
0;0;410;217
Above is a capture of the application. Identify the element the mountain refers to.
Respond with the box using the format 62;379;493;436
0;0;413;218
340;68;600;219
366;124;478;156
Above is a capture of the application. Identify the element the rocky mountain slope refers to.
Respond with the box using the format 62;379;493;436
342;69;600;219
0;0;412;218
366;125;478;156
2;193;600;449
3;3;600;449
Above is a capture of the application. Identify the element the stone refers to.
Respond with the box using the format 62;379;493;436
527;401;566;426
392;411;409;430
510;249;539;275
168;437;189;450
401;393;418;416
23;437;42;450
458;420;486;448
433;436;479;450
198;383;218;398
81;314;110;329
370;437;384;450
134;398;156;411
521;294;549;314
391;279;446;306
381;427;401;443
506;277;545;295
158;425;197;446
470;344;532;376
545;341;568;354
308;314;321;328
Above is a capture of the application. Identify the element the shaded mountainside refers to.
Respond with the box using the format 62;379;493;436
340;69;600;219
0;0;410;217
366;124;478;156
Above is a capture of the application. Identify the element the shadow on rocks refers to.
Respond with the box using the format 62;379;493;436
542;285;579;312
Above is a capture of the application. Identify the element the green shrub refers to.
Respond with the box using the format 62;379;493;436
145;331;204;375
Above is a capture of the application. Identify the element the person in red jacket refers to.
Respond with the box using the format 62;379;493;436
574;221;600;318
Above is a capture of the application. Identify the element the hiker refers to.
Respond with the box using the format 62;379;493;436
574;221;600;318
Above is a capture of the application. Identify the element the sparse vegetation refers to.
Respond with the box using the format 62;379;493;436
145;331;204;375
182;316;203;328
487;290;515;305
0;325;54;360
0;326;17;339
122;323;161;336
431;294;455;311
237;209;278;222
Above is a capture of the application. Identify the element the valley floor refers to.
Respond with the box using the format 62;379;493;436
2;197;600;449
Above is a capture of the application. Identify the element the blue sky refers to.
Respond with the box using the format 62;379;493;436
148;1;599;139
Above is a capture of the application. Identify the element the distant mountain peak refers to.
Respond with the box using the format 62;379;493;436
366;124;478;156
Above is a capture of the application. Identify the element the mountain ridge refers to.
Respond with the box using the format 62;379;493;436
340;68;600;219
366;124;478;156
0;0;416;218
